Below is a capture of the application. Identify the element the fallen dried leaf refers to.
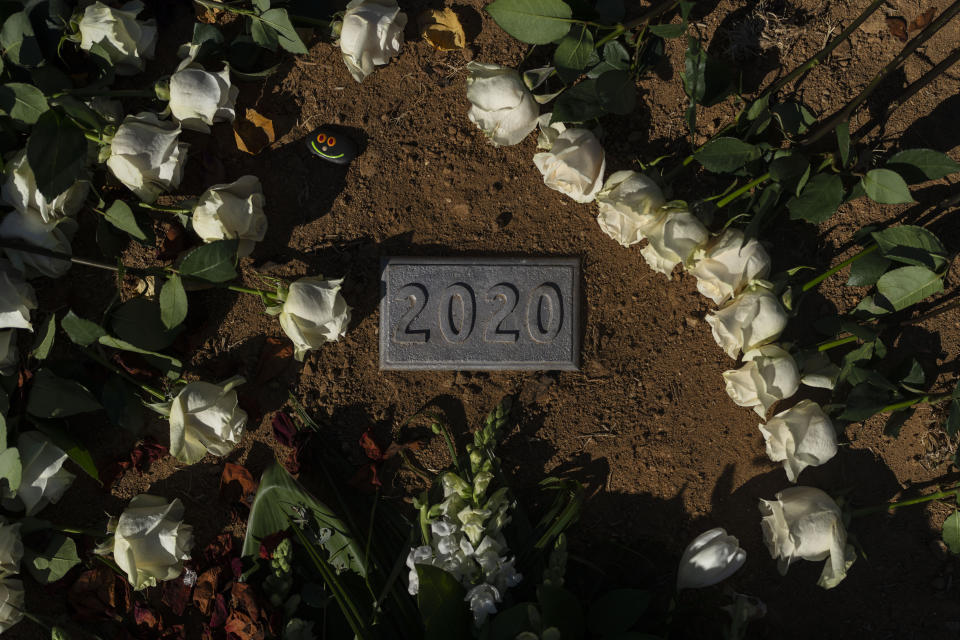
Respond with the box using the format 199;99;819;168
909;7;936;31
886;16;908;41
233;108;275;155
221;463;258;506
157;222;186;261
350;429;422;491
133;600;163;632
418;8;466;50
193;567;221;616
202;532;235;568
258;531;289;560
68;565;132;621
224;610;265;640
254;337;293;385
161;576;192;616
209;594;229;629
230;583;261;620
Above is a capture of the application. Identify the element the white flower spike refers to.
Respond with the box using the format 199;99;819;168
759;400;838;482
676;527;746;590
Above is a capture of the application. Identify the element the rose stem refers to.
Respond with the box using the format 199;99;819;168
801;244;878;291
57;88;155;98
714;172;772;209
879;391;953;414
80;347;166;401
816;334;859;351
901;300;960;325
850;486;960;518
137;202;192;215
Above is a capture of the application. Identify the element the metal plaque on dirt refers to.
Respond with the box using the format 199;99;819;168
379;257;581;370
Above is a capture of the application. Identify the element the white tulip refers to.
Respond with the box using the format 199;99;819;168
595;171;666;247
78;1;157;75
722;345;800;417
690;229;771;305
191;176;266;257
0;330;16;376
0;264;35;331
109;494;193;590
0;518;22;576
15;431;75;516
676;527;746;590
706;284;787;359
2;150;88;223
639;208;709;277
465;62;539;146
0;209;75;279
278;277;351;362
0;577;22;633
759;400;838;482
339;0;407;82
107;112;188;203
465;583;499;626
169;378;247;464
759;486;854;589
533;128;605;203
168;57;238;132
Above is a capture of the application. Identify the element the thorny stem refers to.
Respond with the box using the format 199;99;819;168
816;334;858;351
879;392;952;414
851;486;960;518
137;202;192;214
0;239;129;273
715;172;771;208
80;347;167;401
226;284;282;302
801;244;878;291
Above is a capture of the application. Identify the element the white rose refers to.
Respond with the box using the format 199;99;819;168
759;486;854;589
278;277;351;362
0;209;75;279
0;264;35;331
107;112;188;203
535;113;565;150
169;378;247;464
78;1;157;75
191;176;266;257
339;0;407;82
465;583;499;626
759;400;838;482
168;60;238;133
465;62;539;146
109;494;193;590
676;527;746;590
0;518;22;576
690;229;771;304
0;577;23;633
595;171;666;247
0;330;16;376
639;208;709;277
533;128;605;203
722;344;799;417
2;151;88;223
15;431;76;516
706;284;788;359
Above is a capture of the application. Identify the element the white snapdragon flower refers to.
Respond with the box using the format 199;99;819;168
14;431;76;516
0;577;22;633
405;545;433;595
639;207;709;277
465;62;539;146
0;264;35;331
2;151;88;223
759;400;838;482
78;1;157;75
690;229;771;304
190;176;266;257
0;519;22;576
759;486;854;589
676;528;746;590
339;0;407;82
169;378;247;464
104;494;193;590
107;112;188;203
706;284;788;359
595;171;666;247
167;52;238;132
278;277;351;362
532;128;605;203
465;583;500;626
0;209;75;278
0;331;16;376
722;345;800;417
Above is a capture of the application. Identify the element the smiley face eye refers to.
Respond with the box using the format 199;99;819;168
316;133;326;144
327;137;336;146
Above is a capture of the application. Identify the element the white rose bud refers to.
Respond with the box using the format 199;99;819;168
0;264;35;331
676;527;746;590
639;208;709;277
722;344;800;417
339;0;407;82
465;583;499;626
107;112;188;203
706;284;787;359
78;0;158;75
0;577;23;633
595;171;666;247
15;431;76;516
109;494;193;590
0;209;75;279
0;518;22;576
465;62;539;146
168;58;238;133
191;176;266;257
759;400;838;482
279;277;351;362
2;150;88;223
0;330;17;376
169;378;247;464
533;128;605;203
759;486;854;589
690;229;771;304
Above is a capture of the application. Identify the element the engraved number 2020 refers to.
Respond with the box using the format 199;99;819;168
395;282;562;344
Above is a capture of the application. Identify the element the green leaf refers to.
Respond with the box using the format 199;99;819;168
96;216;127;259
649;22;686;38
551;78;604;123
50;95;106;134
252;0;270;10
862;169;914;205
242;464;366;575
98;336;183;369
786;173;843;223
838;382;892;421
946;381;960;438
488;604;535;639
681;36;706;103
884;408;912;438
836;122;850;168
594;69;635;115
250;17;279;51
101;375;145;434
587;589;651;635
30;313;55;360
110;297;181;351
417;564;470;640
0;11;43;68
887;148;960;184
943;511;960;554
771;101;816;136
61;311;107;347
34;422;99;482
554;25;598;82
538;585;585;639
104;201;150;242
25;534;79;584
875;265;943;312
27;109;87;201
159;275;188;330
695;137;761;173
178;240;239;283
0;83;48;125
769;153;809;187
871;225;948;272
486;0;573;44
258;9;308;54
0;447;21;494
26;369;101;418
846;251;890;287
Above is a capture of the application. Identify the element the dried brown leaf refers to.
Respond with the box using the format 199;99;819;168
909;7;936;31
193;567;221;616
254;337;293;385
220;463;258;505
886;16;908;41
418;8;466;50
233;109;275;155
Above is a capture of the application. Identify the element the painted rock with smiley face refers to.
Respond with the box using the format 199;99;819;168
306;127;357;165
